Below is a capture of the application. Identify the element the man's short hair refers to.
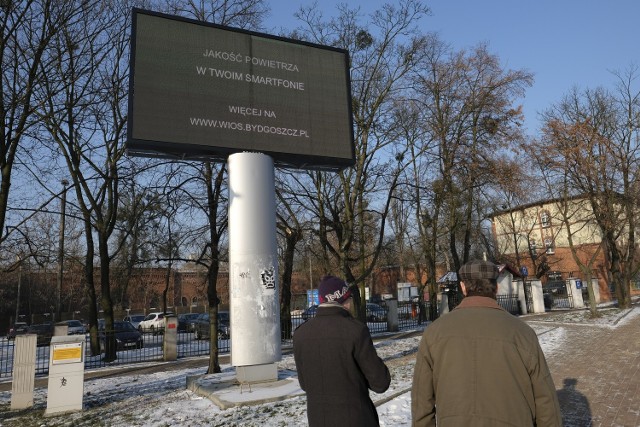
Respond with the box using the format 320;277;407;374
458;260;499;297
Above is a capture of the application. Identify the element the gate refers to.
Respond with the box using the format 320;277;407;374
543;281;573;310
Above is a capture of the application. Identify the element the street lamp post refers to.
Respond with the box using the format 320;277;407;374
308;247;313;295
57;179;69;321
15;255;22;324
306;237;314;307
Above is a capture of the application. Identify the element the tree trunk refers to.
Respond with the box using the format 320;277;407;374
279;229;299;340
99;236;117;362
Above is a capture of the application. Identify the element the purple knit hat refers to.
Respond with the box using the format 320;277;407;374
318;275;351;304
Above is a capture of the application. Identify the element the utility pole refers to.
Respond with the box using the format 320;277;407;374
15;255;22;324
308;248;313;304
57;179;69;321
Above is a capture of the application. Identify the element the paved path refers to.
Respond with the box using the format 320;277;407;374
533;307;640;427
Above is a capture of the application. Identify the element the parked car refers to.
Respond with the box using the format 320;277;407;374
123;314;146;329
193;312;230;340
301;305;318;320
99;321;144;351
56;319;87;335
138;312;172;334
7;322;29;340
366;303;387;322
27;323;54;347
177;313;201;332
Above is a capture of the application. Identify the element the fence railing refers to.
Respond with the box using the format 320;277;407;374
0;294;523;378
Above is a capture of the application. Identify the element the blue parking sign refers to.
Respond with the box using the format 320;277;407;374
307;289;319;306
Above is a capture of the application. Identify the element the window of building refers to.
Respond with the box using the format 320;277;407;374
544;238;554;254
540;210;551;228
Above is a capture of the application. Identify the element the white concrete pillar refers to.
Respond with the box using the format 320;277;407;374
228;152;280;381
511;280;528;315
567;279;585;309
163;314;178;361
11;334;37;410
591;279;601;304
54;324;68;336
386;300;399;332
439;293;449;315
529;280;546;313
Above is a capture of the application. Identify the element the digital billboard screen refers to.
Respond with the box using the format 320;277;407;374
127;9;355;170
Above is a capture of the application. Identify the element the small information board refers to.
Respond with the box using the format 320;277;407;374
52;342;83;365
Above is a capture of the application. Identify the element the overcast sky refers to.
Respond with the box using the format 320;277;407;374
266;0;640;136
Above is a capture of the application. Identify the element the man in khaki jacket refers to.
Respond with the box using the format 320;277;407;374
411;259;562;427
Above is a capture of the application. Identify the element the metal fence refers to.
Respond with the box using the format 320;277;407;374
497;295;520;315
0;294;522;379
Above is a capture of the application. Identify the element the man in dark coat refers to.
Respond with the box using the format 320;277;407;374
411;259;562;427
294;275;391;426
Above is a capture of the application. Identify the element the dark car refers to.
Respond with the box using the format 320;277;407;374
7;322;29;340
27;323;54;347
366;303;387;322
123;314;146;329
301;305;318;320
177;313;201;332
100;321;144;351
193;312;230;340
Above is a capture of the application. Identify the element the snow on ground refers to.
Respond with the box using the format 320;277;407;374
0;305;637;427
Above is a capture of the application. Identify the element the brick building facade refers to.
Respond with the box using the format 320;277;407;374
490;196;619;301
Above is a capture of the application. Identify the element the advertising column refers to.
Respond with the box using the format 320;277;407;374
228;152;281;382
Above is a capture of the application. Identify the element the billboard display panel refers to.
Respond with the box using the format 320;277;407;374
127;9;355;170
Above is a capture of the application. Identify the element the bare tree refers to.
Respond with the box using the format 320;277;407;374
274;172;307;339
396;36;532;314
35;2;127;360
0;1;89;246
535;67;640;308
291;0;429;320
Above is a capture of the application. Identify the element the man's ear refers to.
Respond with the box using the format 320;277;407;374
460;281;467;296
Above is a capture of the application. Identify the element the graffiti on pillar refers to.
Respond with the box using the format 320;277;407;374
261;268;275;290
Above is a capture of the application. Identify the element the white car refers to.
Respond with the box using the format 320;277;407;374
138;312;172;334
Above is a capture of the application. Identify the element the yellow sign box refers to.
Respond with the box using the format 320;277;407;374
52;342;83;365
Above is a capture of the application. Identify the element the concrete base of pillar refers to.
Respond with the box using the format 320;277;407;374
236;363;278;383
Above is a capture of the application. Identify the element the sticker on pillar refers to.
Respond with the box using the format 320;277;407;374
261;268;276;290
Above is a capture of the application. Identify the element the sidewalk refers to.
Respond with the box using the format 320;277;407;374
528;306;640;427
